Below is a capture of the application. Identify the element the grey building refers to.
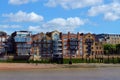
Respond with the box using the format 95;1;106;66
11;31;32;56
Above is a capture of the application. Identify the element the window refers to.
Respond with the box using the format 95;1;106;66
95;43;97;45
91;47;93;49
96;47;98;49
53;33;59;40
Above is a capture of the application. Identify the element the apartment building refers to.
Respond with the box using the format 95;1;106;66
47;31;63;59
32;30;63;59
97;34;120;44
0;31;7;56
62;32;83;58
11;31;32;56
83;33;104;57
32;31;104;59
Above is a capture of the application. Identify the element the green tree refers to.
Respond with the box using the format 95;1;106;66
116;44;120;55
104;44;116;55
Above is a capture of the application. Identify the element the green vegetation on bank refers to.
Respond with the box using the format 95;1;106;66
0;59;51;63
1;57;120;64
104;44;120;55
63;57;120;64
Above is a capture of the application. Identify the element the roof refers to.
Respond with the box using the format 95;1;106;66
0;31;7;36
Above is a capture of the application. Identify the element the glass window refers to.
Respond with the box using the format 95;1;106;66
53;33;59;40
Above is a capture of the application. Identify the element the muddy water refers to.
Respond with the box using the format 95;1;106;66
0;67;120;80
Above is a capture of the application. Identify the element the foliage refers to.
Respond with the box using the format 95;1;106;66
103;44;120;54
116;44;120;54
103;44;116;55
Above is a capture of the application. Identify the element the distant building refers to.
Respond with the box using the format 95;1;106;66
11;31;32;56
0;31;7;56
97;34;120;44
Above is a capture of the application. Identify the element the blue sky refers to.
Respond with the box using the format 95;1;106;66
0;0;120;34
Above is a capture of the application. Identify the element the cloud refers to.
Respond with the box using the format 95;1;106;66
8;0;38;5
0;24;28;35
88;2;120;21
113;0;120;3
2;11;44;22
45;0;103;9
0;24;22;29
79;30;93;33
28;17;86;33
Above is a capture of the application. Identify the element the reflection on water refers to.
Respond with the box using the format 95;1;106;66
0;67;120;80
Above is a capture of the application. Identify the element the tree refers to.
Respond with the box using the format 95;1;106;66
103;44;116;55
116;44;120;55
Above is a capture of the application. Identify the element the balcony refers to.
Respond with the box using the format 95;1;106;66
14;37;31;42
53;52;62;55
58;40;62;41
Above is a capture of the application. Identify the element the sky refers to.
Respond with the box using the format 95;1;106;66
0;0;120;34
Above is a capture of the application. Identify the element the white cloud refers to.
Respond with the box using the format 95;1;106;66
28;26;41;32
2;11;44;22
0;24;22;34
79;30;93;34
88;2;120;21
28;17;86;32
45;0;103;9
0;24;22;29
113;0;120;3
9;0;38;5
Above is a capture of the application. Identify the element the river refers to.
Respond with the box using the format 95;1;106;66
0;67;120;80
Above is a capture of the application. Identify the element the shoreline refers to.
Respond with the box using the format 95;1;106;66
0;63;120;71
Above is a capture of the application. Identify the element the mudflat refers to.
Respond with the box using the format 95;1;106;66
0;63;58;70
0;63;120;70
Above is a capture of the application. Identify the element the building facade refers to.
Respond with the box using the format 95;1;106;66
83;33;104;57
32;31;63;59
97;34;120;44
62;32;83;58
11;31;32;56
32;31;104;59
0;30;106;60
0;31;7;56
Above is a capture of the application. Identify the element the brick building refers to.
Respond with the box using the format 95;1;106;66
83;33;104;57
32;30;63;60
32;31;104;60
62;32;83;58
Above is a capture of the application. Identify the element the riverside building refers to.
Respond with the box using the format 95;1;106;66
0;31;7;56
11;31;32;56
83;33;104;57
62;32;83;58
32;31;104;60
32;30;63;62
0;30;106;61
97;34;120;44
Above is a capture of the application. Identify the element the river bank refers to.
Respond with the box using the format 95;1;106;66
0;63;120;71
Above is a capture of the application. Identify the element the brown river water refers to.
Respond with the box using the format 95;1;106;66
0;67;120;80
